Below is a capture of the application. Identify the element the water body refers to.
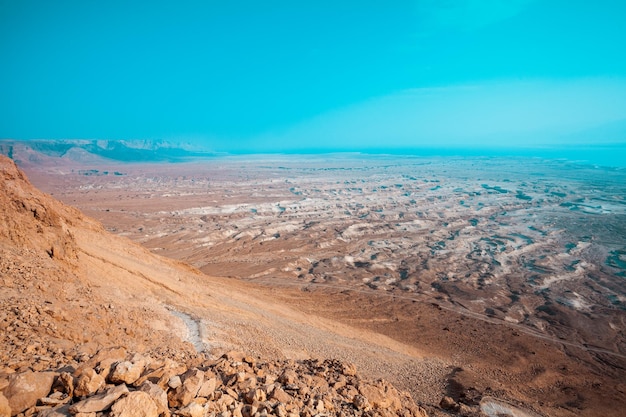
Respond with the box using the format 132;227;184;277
291;145;626;169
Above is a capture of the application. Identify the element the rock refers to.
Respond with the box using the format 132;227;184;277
129;353;150;369
138;381;168;416
223;351;246;362
85;348;127;370
216;392;237;411
177;402;205;417
332;375;347;390
135;360;184;388
95;358;118;380
340;384;359;400
110;391;158;417
0;345;425;417
168;375;182;389
37;404;71;417
197;377;217;398
38;391;70;406
0;392;10;417
243;388;265;404
458;402;475;415
278;370;297;385
269;386;292;404
74;368;105;397
232;404;243;417
342;362;357;376
69;384;129;414
108;355;147;385
439;395;458;411
358;381;402;410
167;369;204;408
233;372;257;389
241;403;258;417
1;371;56;415
52;372;74;398
274;403;287;417
352;394;370;411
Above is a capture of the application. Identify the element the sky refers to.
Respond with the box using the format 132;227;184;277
1;1;626;154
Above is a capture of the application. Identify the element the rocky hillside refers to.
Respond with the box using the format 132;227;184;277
0;156;429;416
1;348;423;417
0;139;215;166
0;155;198;368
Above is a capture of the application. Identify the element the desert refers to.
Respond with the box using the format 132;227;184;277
1;141;625;417
3;2;626;416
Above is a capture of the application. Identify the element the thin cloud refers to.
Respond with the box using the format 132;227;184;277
260;77;626;150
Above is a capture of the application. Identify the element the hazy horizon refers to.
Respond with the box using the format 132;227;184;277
3;137;626;169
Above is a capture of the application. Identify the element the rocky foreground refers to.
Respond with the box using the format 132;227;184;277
0;348;427;417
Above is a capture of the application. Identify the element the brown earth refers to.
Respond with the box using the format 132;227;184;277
2;154;626;417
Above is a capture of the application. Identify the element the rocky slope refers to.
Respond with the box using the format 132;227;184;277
1;348;423;417
0;155;429;416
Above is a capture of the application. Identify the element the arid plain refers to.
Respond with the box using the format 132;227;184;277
19;152;626;417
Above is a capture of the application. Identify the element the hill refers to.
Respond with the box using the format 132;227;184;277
0;139;216;168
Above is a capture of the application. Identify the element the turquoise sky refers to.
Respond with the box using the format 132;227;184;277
1;1;625;153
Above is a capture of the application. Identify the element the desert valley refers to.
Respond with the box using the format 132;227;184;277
1;141;625;417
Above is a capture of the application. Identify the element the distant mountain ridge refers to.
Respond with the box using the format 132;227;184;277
0;139;217;165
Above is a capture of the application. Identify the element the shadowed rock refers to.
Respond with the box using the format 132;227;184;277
1;371;56;415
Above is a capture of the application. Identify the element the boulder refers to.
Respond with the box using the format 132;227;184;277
196;377;217;398
69;384;129;414
439;395;458;411
86;348;127;369
74;368;105;397
108;359;145;385
269;386;292;404
232;404;243;417
278;370;297;385
52;372;74;398
110;391;158;417
274;403;287;417
95;358;118;380
0;392;10;417
134;360;184;388
352;394;370;411
358;381;402;410
168;375;182;389
38;391;70;406
177;402;205;417
138;381;168;416
243;388;265;404
1;371;56;415
167;369;204;408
